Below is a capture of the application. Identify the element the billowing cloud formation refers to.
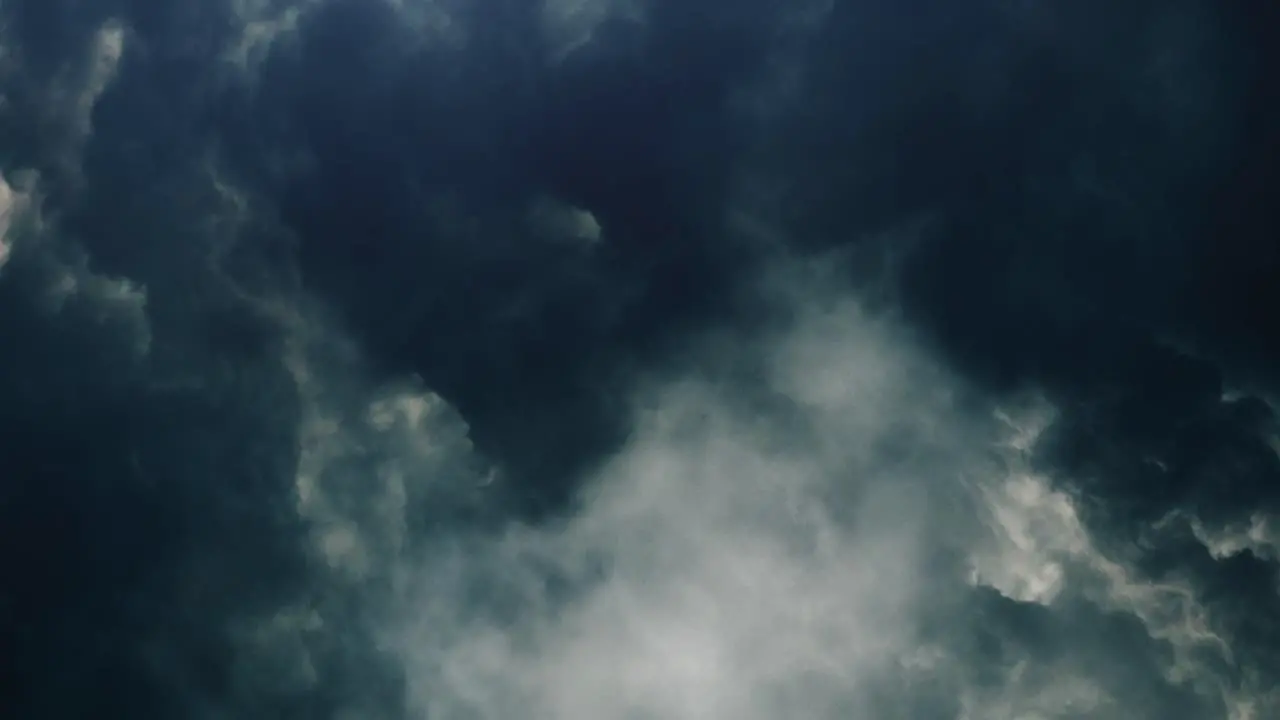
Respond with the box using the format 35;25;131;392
386;288;963;719
2;0;1279;719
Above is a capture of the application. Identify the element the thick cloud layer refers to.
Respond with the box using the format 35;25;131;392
2;1;1278;718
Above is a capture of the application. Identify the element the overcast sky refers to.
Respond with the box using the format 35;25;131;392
2;1;1279;718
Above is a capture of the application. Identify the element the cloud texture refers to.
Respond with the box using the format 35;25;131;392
2;0;1279;718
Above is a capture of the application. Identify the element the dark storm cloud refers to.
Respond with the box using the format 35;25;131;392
755;0;1280;715
203;0;808;507
2;0;1279;719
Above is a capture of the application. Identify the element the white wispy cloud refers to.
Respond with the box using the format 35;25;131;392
0;20;150;355
541;0;646;64
225;0;314;73
0;171;26;272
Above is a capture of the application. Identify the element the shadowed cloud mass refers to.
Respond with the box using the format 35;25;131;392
2;1;1279;718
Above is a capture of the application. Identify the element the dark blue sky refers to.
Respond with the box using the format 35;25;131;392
2;1;1279;718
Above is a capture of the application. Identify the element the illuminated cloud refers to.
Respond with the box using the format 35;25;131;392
0;172;22;271
225;0;312;73
528;195;603;246
383;279;961;720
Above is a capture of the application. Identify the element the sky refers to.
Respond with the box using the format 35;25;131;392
2;0;1279;718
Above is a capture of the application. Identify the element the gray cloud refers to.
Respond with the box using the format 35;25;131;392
3;1;1279;719
380;274;968;720
328;258;1268;719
